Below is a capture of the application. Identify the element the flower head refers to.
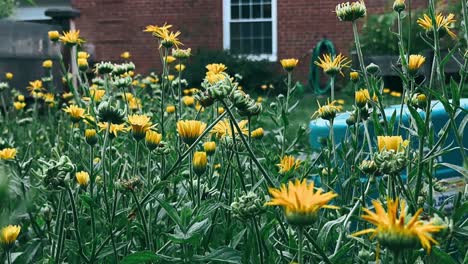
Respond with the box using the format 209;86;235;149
165;55;176;64
280;58;299;72
177;120;207;145
63;105;86;122
85;129;98;146
417;13;456;39
203;141;216;155
355;89;377;107
166;105;176;113
210;119;248;139
315;53;350;76
172;48;192;59
251;127;264;139
145;130;162;150
174;64;186;72
377;136;409;152
42;60;53;69
336;0;367;22
192;151;208;175
48;31;60;41
0;148;17;160
27;80;43;93
121;51;131;59
265;179;338;226
277;155;301;174
353;198;445;253
98;122;129;138
13;102;26;110
1;225;21;246
312;100;342;120
75;171;90;186
59;30;85;46
128;114;154;140
183;96;195;106
350;71;359;82
408;55;426;75
393;0;405;13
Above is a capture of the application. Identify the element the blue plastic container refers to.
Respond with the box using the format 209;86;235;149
309;99;468;179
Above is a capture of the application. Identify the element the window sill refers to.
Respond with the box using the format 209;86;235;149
231;53;277;62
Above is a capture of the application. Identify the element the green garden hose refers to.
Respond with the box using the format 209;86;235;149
309;39;336;95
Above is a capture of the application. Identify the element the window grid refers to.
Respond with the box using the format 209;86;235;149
229;0;273;56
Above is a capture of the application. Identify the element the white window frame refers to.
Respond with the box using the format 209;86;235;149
223;0;277;62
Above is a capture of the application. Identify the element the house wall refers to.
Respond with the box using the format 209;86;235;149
71;0;427;83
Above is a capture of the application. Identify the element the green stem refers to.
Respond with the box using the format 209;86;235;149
130;189;151;250
66;186;89;263
297;226;304;264
352;21;370;88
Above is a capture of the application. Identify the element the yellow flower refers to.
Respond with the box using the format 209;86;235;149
77;58;88;71
75;171;90;186
62;92;73;100
183;96;195;106
177;120;207;145
383;88;391;93
210;119;248;139
59;30;85;46
350;71;359;82
377;136;409;152
352;198;444;253
166;105;176;113
121;51;131;59
217;107;225;114
1;225;21;245
408;55;426;74
85;129;98;146
145;130;162;150
315;53;350;76
165;55;176;64
13;101;26;110
206;71;227;84
5;72;13;80
27;80;43;93
43;93;55;107
390;91;402;97
63;105;85;122
203;141;216;155
127;114;154;140
337;99;345;105
251;127;264;139
48;30;60;41
265;179;338;226
257;96;263;103
393;0;405;13
90;89;105;102
129;97;142;110
167;75;175;81
0;148;17;160
42;60;53;69
77;51;89;59
17;95;25;102
174;64;186;72
417;13;456;39
192;151;208;175
312;100;342;120
206;63;227;74
161;30;183;48
98;122;129;137
355;89;377;107
280;58;299;72
335;0;367;22
277;155;301;174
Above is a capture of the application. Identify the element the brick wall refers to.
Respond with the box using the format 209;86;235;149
72;0;428;82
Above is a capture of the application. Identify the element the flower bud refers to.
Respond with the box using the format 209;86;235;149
366;63;380;75
251;128;264;139
203;142;216;155
393;0;406;13
48;31;60;42
75;171;90;187
350;71;359;82
85;129;98;146
42;60;53;69
78;58;88;71
192;151;207;175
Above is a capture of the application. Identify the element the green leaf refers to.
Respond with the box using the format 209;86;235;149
155;196;182;227
407;105;426;135
192;247;242;263
318;215;345;245
121;251;159;264
436;163;468;179
430;247;458;264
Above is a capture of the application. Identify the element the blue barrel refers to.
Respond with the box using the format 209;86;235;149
309;99;468;179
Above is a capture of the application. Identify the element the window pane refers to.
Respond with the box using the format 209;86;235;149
240;23;252;38
241;38;252;54
263;4;271;18
240;0;250;3
252;38;262;54
252;22;262;36
231;38;241;54
241;4;250;19
231;5;239;19
231;23;240;38
231;0;239;3
252;4;261;18
263;38;272;53
263;21;271;36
